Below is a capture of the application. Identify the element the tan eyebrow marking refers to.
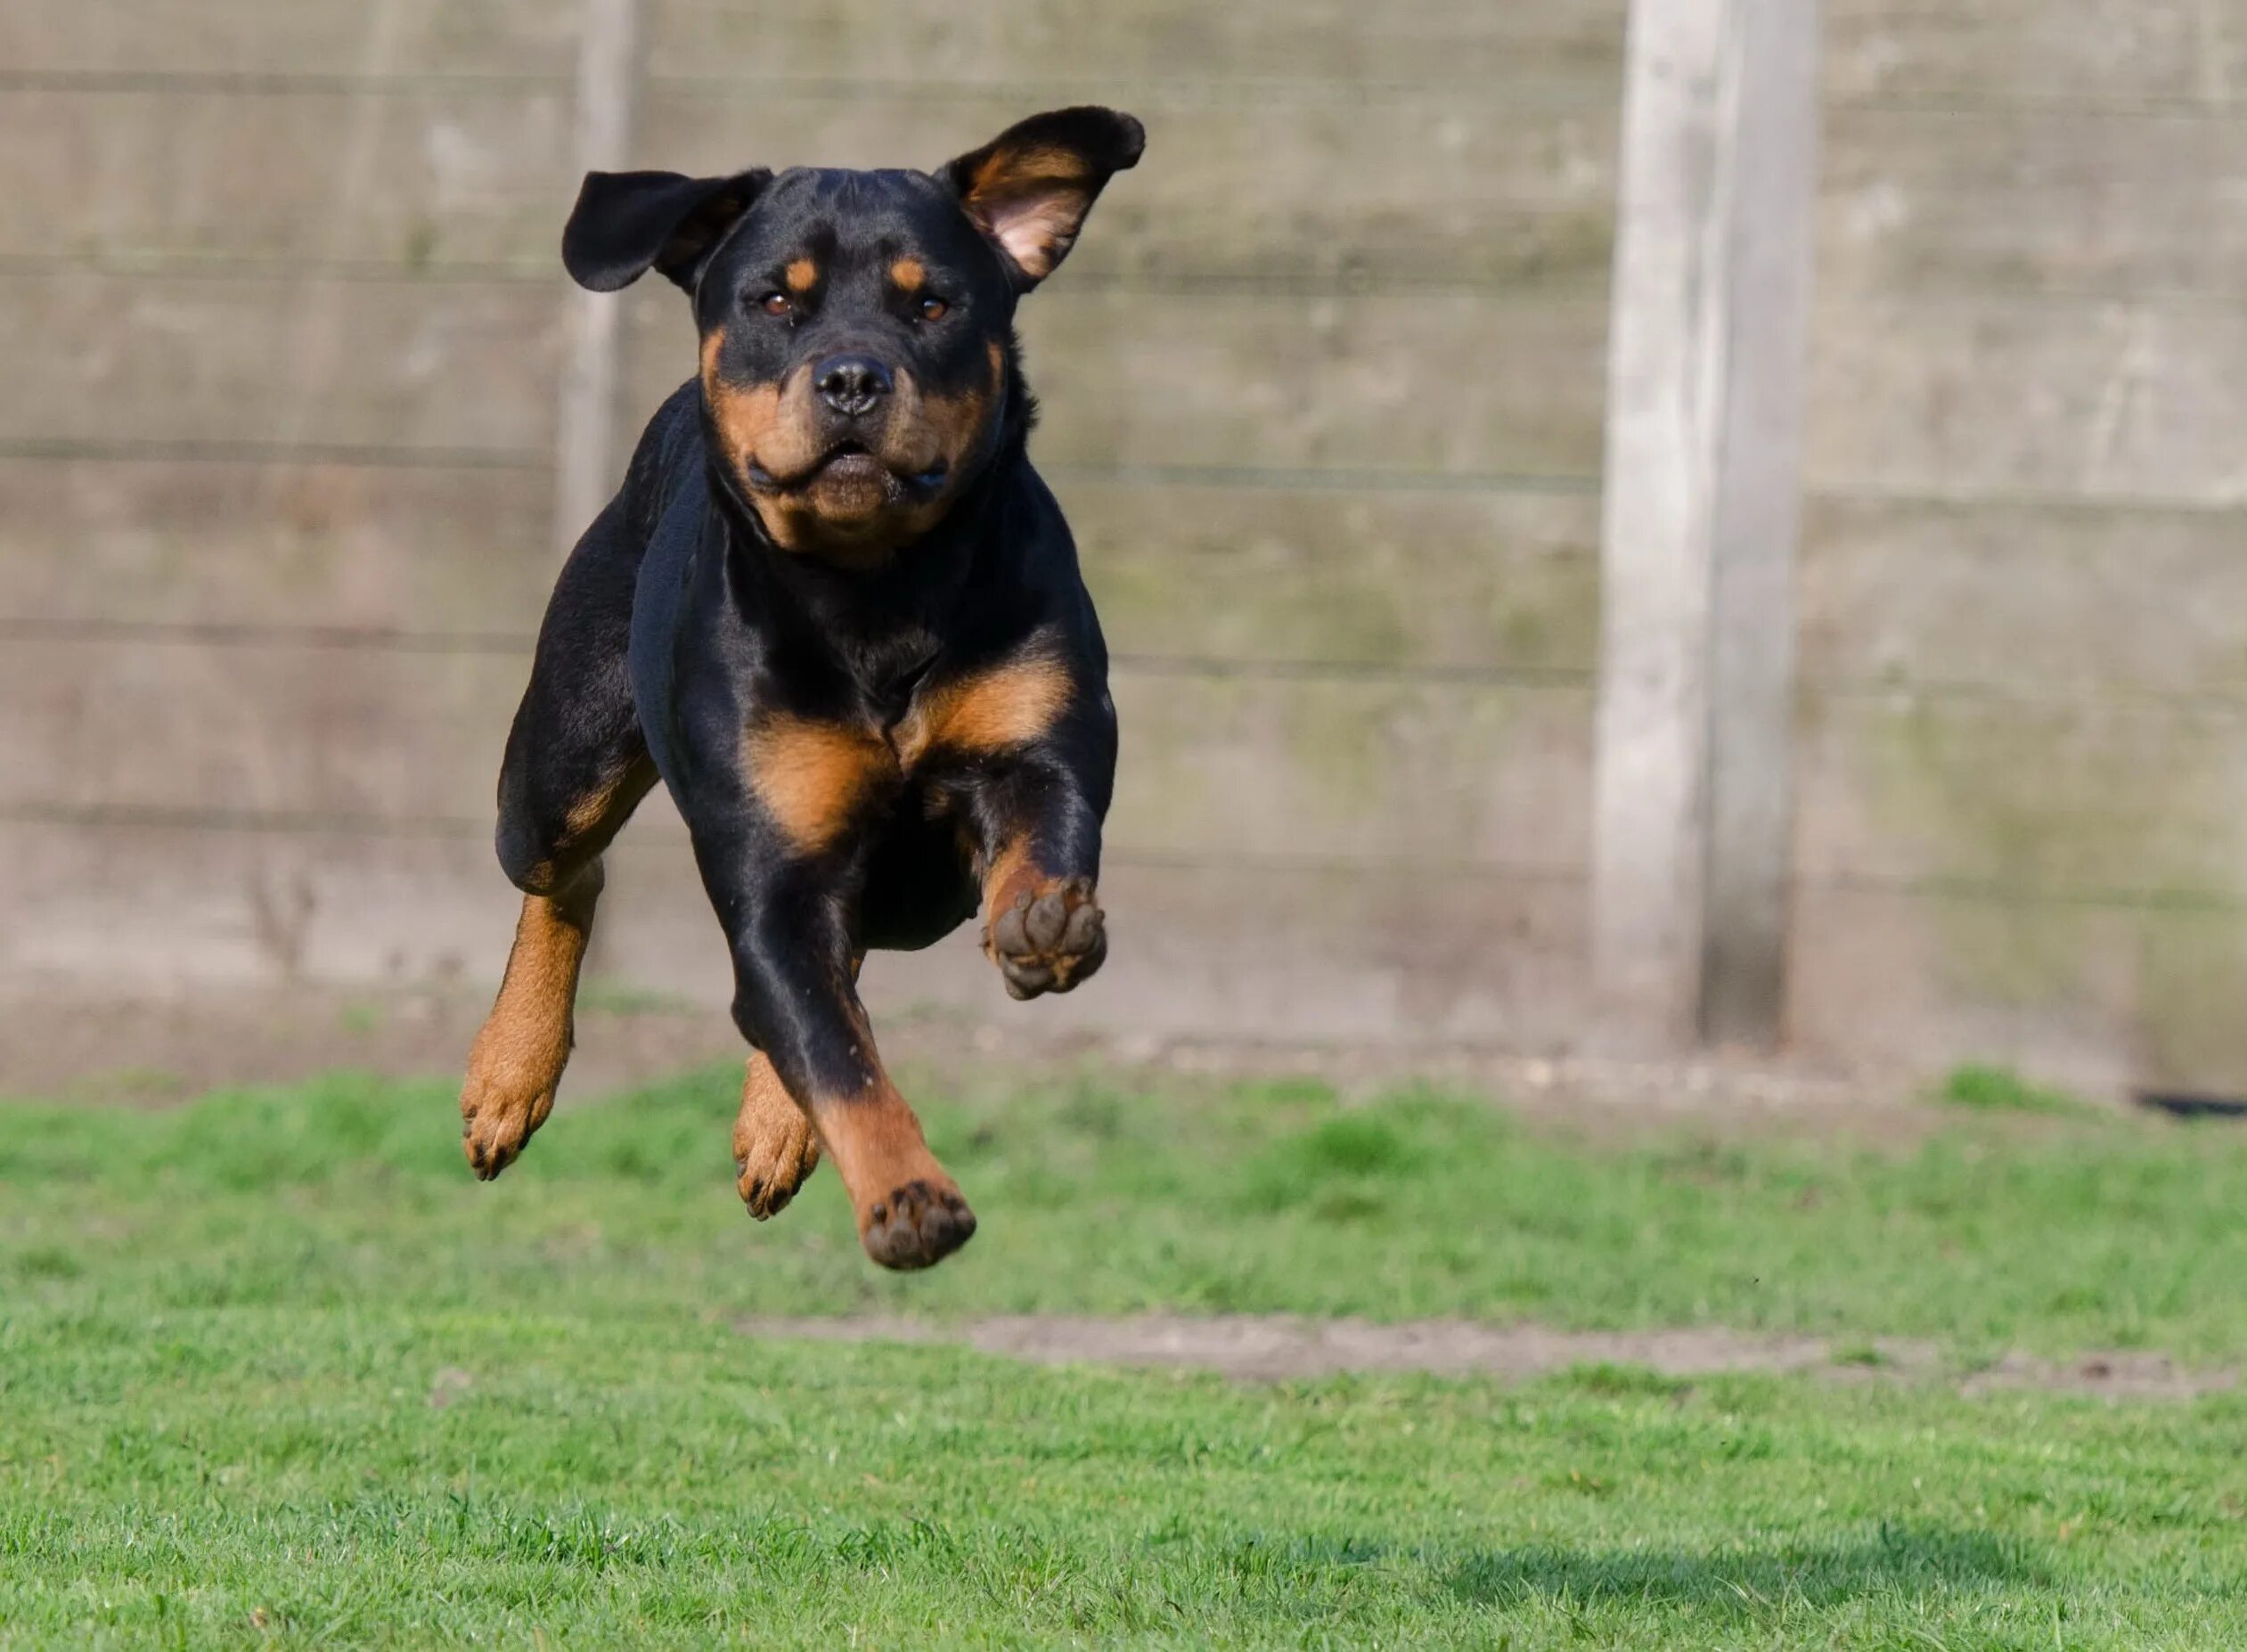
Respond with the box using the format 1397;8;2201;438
784;258;818;293
890;257;927;292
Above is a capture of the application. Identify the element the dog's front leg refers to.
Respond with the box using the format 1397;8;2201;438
699;841;974;1271
964;760;1112;1002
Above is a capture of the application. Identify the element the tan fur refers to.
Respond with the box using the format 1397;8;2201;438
705;338;813;482
900;650;1072;762
979;835;1039;927
800;1065;960;1235
732;1053;822;1217
889;256;926;292
960;147;1098;280
739;644;1068;860
563;783;617;840
852;357;1005;548
702;325;1008;560
741;712;890;854
526;759;658;888
733;954;861;1215
737;947;964;1255
703;337;837;552
701;331;780;490
460;870;601;1176
900;348;1004;471
784;257;818;293
968;144;1091;195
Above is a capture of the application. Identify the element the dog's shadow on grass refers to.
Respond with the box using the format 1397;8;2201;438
1436;1523;2046;1613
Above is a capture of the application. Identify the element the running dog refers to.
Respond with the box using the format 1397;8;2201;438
457;108;1144;1271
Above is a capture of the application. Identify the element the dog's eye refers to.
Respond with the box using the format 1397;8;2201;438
758;291;792;318
917;297;949;323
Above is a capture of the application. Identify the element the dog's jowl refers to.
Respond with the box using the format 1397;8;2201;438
458;108;1144;1271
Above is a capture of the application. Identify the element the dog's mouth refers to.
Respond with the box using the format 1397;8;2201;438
745;439;949;497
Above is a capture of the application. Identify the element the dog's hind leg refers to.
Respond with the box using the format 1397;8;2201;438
698;827;975;1269
461;505;657;1180
730;953;865;1218
731;953;859;1217
462;863;606;1179
732;1052;821;1216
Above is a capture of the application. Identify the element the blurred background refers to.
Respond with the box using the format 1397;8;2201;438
3;0;2241;1098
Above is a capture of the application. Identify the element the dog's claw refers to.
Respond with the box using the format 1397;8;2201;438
460;1063;557;1182
733;1093;821;1221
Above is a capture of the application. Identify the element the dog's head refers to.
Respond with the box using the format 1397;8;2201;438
562;107;1143;563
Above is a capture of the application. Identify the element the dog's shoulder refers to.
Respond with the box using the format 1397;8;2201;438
617;379;707;543
985;457;1099;629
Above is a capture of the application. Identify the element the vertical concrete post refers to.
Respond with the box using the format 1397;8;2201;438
553;0;642;984
552;0;642;559
1590;0;1824;1050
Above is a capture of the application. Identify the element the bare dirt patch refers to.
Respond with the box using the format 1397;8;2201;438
737;1313;2235;1402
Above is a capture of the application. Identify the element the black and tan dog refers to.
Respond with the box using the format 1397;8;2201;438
457;108;1144;1271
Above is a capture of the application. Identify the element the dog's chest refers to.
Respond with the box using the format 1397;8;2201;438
739;645;1070;855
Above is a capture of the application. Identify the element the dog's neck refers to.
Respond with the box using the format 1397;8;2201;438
711;416;1031;707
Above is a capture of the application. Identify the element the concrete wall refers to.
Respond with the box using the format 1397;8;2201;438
1789;1;2247;1089
4;0;2243;1088
0;2;1620;1052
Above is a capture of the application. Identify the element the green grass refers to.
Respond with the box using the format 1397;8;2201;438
4;1067;2247;1648
1940;1064;2093;1118
6;1066;2243;1355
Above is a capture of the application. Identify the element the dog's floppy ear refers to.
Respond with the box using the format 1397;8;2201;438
561;168;772;294
940;107;1144;290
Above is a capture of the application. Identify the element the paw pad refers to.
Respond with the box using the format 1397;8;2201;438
861;1179;976;1271
985;877;1106;1000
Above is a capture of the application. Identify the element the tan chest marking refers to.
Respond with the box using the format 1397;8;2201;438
896;650;1073;765
743;649;1073;855
742;714;891;855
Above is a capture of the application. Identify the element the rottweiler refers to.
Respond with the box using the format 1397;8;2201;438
457;107;1144;1271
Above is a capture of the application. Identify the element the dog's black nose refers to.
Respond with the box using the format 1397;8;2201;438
814;354;893;418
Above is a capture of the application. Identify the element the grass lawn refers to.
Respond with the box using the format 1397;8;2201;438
4;1065;2246;1647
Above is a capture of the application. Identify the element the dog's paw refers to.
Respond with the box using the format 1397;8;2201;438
734;1104;821;1221
860;1178;977;1271
460;1059;559;1181
985;876;1106;1001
